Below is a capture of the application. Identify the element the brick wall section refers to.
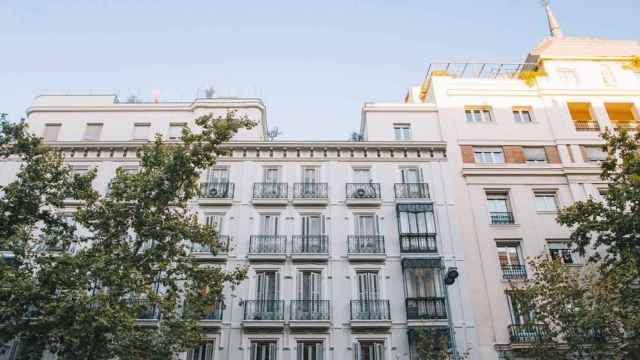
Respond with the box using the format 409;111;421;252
461;146;475;163
544;146;561;164
503;146;525;164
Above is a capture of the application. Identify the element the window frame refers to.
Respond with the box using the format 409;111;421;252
557;68;579;86
393;123;412;140
464;107;494;123
512;107;534;123
83;123;104;141
168;122;186;140
132;122;151;140
474;147;505;164
43;123;62;141
496;241;525;268
534;191;559;212
523;147;548;164
547;241;581;265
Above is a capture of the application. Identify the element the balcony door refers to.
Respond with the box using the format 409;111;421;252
400;167;421;183
354;341;385;360
207;168;228;184
405;267;442;298
256;271;279;318
355;215;378;236
261;215;279;236
301;215;325;253
264;168;280;183
302;167;319;184
356;271;379;301
296;271;322;319
297;341;323;360
251;341;277;360
353;168;371;183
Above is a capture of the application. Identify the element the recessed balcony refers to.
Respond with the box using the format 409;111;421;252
198;182;234;204
399;233;437;254
242;300;285;329
190;235;230;262
394;183;430;201
252;183;289;205
292;183;329;206
290;235;329;261
289;300;331;329
406;297;447;326
345;183;381;206
248;235;287;261
349;300;391;328
347;235;385;261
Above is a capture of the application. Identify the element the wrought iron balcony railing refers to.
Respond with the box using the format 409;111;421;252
253;183;288;199
291;235;328;254
183;301;223;320
243;300;285;321
574;121;600;131
190;235;231;255
290;300;330;320
501;265;527;280
347;235;385;254
249;235;287;254
509;324;549;343
490;212;514;225
350;300;390;320
405;297;447;320
293;183;328;199
394;183;430;199
126;299;160;320
199;182;234;199
346;183;381;200
399;233;437;253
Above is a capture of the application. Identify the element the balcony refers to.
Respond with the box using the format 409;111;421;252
199;182;234;204
242;300;285;329
289;300;331;329
183;302;223;328
347;235;385;261
399;233;437;253
509;324;549;344
612;121;638;131
501;265;527;280
252;183;288;205
574;121;600;132
394;183;430;201
248;235;287;261
490;212;515;225
349;300;391;328
345;183;381;206
190;235;230;261
127;299;160;326
291;235;329;261
406;297;447;325
292;183;329;205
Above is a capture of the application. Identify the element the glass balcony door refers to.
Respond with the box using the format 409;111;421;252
206;168;228;184
256;271;279;319
300;216;325;253
296;271;322;319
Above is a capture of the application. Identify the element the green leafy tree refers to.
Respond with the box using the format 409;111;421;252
412;328;469;360
0;112;254;359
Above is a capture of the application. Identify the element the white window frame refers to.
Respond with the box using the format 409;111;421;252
474;147;505;164
523;147;548;164
600;64;616;86
585;146;608;163
557;68;579;86
83;123;103;141
250;340;278;360
464;107;493;123
496;241;524;267
393;124;412;140
547;241;581;265
168;123;186;140
534;191;558;212
512;107;534;123
43;123;62;141
132;123;151;140
186;340;215;360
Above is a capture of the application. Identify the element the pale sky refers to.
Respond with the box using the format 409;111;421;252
1;0;638;140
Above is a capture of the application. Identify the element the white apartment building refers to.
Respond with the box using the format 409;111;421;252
362;4;640;359
0;94;478;359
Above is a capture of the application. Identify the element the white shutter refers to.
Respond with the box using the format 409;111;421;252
296;342;303;360
375;343;385;360
43;124;61;141
297;271;303;300
205;342;214;360
269;342;277;360
353;342;360;360
375;215;380;235
250;342;257;360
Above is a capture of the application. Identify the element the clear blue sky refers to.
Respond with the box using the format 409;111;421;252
1;0;638;140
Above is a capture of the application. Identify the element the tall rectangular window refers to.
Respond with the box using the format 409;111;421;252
302;167;319;183
354;215;379;236
250;341;277;360
356;271;379;301
474;147;505;164
132;123;151;140
404;267;442;298
507;292;534;325
496;243;524;267
513;108;533;123
83;123;103;141
297;271;322;301
523;147;547;164
43;123;62;141
263;167;280;183
260;214;280;236
352;168;371;183
207;168;229;183
186;341;215;360
353;341;385;360
256;271;279;301
398;205;436;234
486;192;514;224
168;123;186;140
465;107;493;123
393;124;412;140
534;192;558;212
297;341;323;360
204;214;223;233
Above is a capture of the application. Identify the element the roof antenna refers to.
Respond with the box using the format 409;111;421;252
542;0;563;38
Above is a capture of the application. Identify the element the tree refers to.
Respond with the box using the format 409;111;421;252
411;328;469;360
0;112;255;359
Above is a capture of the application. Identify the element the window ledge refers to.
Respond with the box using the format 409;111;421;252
536;211;559;215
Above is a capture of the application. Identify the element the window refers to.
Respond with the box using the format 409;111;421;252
297;341;323;360
507;292;534;325
398;204;436;234
486;192;514;224
523;147;547;164
584;146;608;162
83;123;103;141
355;215;379;236
356;271;380;301
353;341;385;360
297;271;322;302
465;107;493;123
512;108;533;123
393;124;412;140
168;123;186;140
604;103;637;128
263;167;280;183
535;192;558;212
557;68;579;86
187;341;215;360
256;271;280;301
474;147;505;164
250;341;277;360
548;242;580;265
353;168;371;183
132;123;151;140
600;65;616;86
302;167;319;183
568;102;593;122
120;165;139;175
43;123;61;141
204;214;223;233
496;242;526;279
404;266;443;298
260;214;280;236
206;168;229;184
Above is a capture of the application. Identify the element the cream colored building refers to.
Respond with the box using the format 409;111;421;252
362;4;640;359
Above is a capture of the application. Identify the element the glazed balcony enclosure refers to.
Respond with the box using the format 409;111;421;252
399;233;437;253
347;235;385;261
242;300;285;329
406;297;447;320
349;300;392;329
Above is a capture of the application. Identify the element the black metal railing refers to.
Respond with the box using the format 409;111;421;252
405;297;447;320
127;299;160;320
249;235;287;254
399;233;437;253
394;183;430;199
190;235;231;255
346;183;381;199
200;182;234;199
183;301;223;320
253;183;288;199
501;265;527;279
243;300;285;321
347;235;385;254
509;324;549;343
350;300;390;320
293;183;329;199
574;121;600;131
290;300;330;320
291;235;328;254
490;212;514;224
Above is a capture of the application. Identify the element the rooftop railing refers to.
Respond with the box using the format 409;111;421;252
425;62;538;81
